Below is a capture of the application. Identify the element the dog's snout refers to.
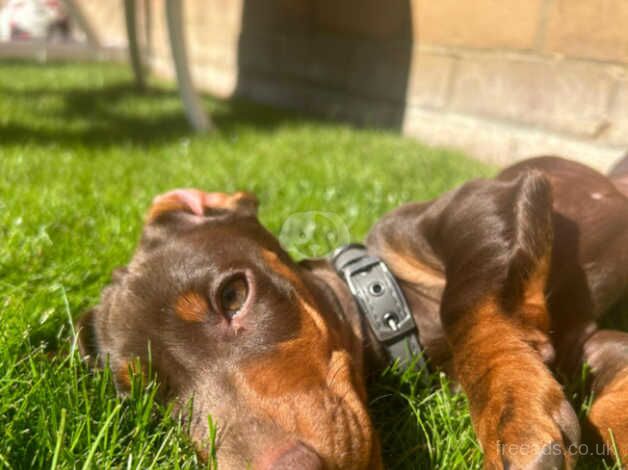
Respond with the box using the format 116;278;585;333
258;441;324;470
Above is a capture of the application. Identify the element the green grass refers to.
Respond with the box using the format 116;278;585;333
0;61;618;469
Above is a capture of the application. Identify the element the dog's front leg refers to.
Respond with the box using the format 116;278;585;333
446;299;580;469
422;171;587;469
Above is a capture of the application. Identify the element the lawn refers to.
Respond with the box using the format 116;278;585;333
0;61;618;469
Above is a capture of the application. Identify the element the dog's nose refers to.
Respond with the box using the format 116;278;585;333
259;441;324;470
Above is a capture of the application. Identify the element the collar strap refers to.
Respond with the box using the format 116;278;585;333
331;244;427;372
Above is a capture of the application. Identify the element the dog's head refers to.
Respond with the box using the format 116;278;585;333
77;189;379;469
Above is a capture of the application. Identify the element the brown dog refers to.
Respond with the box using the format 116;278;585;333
77;156;628;469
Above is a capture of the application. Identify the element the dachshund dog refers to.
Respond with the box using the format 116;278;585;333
77;156;628;469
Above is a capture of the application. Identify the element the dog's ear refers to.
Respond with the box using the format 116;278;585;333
76;307;137;395
76;267;127;366
436;170;554;322
76;308;100;367
501;170;553;309
230;191;259;217
146;189;259;224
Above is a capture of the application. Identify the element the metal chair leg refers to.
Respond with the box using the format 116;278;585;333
165;0;211;132
60;0;100;48
124;0;145;89
143;0;152;62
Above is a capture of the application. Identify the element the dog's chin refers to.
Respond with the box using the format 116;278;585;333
242;351;377;469
185;370;377;469
199;393;376;470
271;385;374;470
255;441;324;470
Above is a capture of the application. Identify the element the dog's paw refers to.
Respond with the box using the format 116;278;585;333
587;372;628;464
477;391;580;469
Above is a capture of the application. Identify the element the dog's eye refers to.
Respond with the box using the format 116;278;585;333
219;277;248;318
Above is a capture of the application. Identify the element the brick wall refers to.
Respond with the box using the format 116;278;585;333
70;1;126;48
76;0;628;171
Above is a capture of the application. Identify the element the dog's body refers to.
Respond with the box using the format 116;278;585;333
79;156;628;469
366;156;628;468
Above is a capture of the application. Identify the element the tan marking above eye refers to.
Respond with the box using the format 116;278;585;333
220;277;248;317
175;291;209;322
261;249;329;336
261;249;303;287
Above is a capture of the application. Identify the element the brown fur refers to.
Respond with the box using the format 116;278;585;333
581;330;628;463
587;371;628;462
448;298;578;468
374;242;445;288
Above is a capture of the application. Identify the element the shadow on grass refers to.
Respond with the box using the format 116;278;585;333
0;77;308;148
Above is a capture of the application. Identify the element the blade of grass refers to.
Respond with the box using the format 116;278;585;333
50;408;67;470
81;403;122;470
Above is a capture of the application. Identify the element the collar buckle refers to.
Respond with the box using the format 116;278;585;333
331;244;427;371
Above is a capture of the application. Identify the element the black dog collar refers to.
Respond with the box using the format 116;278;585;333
331;244;427;372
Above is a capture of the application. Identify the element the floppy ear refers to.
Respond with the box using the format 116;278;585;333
146;189;259;223
76;308;100;367
231;191;259;217
501;170;553;309
76;308;137;395
436;170;554;323
75;267;126;367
